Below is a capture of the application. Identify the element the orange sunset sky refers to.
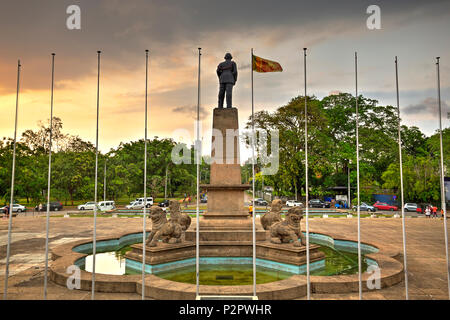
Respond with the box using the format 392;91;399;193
1;0;449;160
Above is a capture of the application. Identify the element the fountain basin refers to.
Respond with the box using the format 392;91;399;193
50;230;403;299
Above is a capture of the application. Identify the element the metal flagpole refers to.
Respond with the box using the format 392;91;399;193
142;49;149;300
355;52;362;300
44;53;56;299
303;48;311;300
104;159;107;202
251;48;257;297
196;47;201;297
436;57;450;298
91;50;101;300
348;164;351;208
395;56;409;299
3;59;21;300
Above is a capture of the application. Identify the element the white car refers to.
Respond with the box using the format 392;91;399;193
135;197;153;207
77;202;96;210
286;200;303;207
126;201;142;209
98;201;115;212
1;204;26;214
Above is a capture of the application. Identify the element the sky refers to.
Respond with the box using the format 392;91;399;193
1;0;450;161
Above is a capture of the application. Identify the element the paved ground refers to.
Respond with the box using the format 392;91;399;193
0;215;449;300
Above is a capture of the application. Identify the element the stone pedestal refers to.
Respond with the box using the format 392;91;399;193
256;242;325;266
196;107;265;242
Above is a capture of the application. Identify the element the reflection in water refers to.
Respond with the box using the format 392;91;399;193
84;252;126;275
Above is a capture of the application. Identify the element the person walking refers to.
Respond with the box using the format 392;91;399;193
248;204;253;217
425;206;431;218
432;206;437;218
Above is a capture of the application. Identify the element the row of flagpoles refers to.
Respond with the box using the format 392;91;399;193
2;49;449;300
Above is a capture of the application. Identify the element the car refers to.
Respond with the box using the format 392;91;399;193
200;196;207;204
158;199;170;208
286;200;303;207
352;202;377;212
373;202;398;211
0;204;22;216
135;197;154;207
77;202;97;210
254;198;268;206
404;203;420;212
35;201;63;212
309;199;330;208
126;201;141;209
98;201;115;212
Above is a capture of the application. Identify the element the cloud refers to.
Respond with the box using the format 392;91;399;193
172;105;208;120
403;97;448;115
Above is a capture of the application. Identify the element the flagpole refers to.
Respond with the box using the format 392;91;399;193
395;56;409;299
251;48;257;297
436;57;450;298
196;47;201;297
91;50;101;300
355;52;362;300
3;59;21;300
103;158;107;202
303;47;311;300
141;49;149;300
43;53;55;299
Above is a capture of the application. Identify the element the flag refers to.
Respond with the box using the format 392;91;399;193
252;55;283;73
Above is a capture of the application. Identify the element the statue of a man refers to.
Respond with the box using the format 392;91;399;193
217;53;238;108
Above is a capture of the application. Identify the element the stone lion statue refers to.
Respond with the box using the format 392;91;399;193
146;206;183;247
260;199;283;230
168;200;191;233
269;206;305;247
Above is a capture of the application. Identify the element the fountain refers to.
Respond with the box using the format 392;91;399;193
48;111;404;299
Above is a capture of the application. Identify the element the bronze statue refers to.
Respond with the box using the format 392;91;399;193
217;52;238;108
269;206;305;247
168;200;191;240
260;199;283;230
146;206;183;247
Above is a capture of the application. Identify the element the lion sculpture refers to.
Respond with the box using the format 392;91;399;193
146;206;183;247
269;206;305;247
168;200;191;232
260;199;283;230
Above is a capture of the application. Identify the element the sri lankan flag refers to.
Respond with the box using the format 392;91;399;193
252;55;283;73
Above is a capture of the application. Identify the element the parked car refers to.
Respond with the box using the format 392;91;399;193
254;198;268;206
158;199;170;208
126;201;142;209
352;202;377;212
286;200;303;207
404;203;421;212
309;199;331;208
77;202;97;211
98;201;115;212
0;204;24;215
35;201;63;212
135;197;154;207
373;202;398;211
200;196;207;204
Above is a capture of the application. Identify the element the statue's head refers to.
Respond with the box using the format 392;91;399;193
169;200;180;213
149;206;166;220
224;52;233;60
270;199;283;213
286;207;303;226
